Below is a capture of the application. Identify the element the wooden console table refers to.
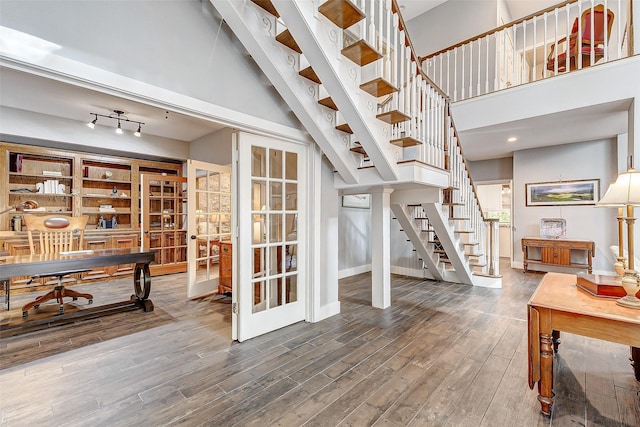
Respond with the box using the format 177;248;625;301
527;272;640;415
522;237;594;274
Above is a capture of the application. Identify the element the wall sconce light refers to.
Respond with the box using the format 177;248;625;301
87;110;144;137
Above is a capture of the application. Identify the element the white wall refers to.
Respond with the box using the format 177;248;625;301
190;128;234;165
0;0;299;130
320;156;339;308
338;199;371;277
406;0;498;56
468;157;513;182
513;139;619;273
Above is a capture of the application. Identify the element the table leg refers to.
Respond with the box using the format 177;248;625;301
631;347;640;381
552;330;561;353
538;333;555;416
132;262;153;312
1;278;9;311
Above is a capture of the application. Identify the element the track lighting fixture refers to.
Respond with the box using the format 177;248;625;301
87;110;144;136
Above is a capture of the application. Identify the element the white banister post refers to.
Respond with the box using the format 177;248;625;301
632;0;639;55
371;188;394;309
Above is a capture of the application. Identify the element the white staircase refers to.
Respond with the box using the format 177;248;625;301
212;0;500;287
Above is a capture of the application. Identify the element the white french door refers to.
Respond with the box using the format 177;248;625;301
186;160;232;298
235;132;306;342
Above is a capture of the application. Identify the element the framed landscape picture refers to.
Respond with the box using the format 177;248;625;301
525;179;599;206
342;194;370;209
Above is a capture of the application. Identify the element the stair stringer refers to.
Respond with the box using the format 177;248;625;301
274;0;401;182
421;203;475;285
210;0;360;185
390;204;444;281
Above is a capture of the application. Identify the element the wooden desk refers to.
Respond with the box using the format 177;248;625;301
0;248;155;332
527;272;640;415
522;237;594;273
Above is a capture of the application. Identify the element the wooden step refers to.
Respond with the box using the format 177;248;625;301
318;97;338;111
376;110;410;125
276;29;302;54
251;0;279;17
454;230;474;234
442;202;464;206
318;0;365;29
389;136;422;148
341;39;382;66
450;217;469;221
358;164;376;170
336;123;353;134
350;145;366;155
360;78;398;97
462;242;479;246
299;66;321;84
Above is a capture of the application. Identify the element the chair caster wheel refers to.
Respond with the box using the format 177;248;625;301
88;299;93;305
34;304;40;309
22;311;28;318
59;307;64;315
73;297;78;301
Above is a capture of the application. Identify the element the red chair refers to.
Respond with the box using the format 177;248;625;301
546;4;614;72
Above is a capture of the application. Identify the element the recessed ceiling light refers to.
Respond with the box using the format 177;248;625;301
507;137;517;142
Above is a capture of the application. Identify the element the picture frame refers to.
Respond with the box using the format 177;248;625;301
525;179;599;206
540;218;567;239
342;194;370;209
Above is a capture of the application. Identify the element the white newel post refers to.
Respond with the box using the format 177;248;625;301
371;188;393;309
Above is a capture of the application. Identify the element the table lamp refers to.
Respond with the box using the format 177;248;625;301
597;183;627;277
598;169;640;308
0;200;39;215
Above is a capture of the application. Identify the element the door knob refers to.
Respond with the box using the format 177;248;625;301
190;235;196;240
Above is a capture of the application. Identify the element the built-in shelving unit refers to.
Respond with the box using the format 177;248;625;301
0;141;185;281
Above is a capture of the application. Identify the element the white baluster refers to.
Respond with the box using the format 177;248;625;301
477;38;482;96
461;45;466;100
532;17;537;81
385;0;391;81
543;12;548;79
453;49;458;101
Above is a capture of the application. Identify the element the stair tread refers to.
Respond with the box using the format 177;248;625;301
318;97;338;111
450;217;469;220
390;136;422;148
342;39;382;66
360;77;398;97
454;230;474;234
299;66;321;84
376;110;410;124
336;123;353;134
442;202;464;206
251;0;280;17
276;29;302;54
350;146;366;155
318;0;365;29
462;242;479;246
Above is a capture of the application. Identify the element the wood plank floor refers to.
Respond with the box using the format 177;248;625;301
1;261;638;426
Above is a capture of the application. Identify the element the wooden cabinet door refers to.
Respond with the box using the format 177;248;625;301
82;237;111;281
541;247;570;265
218;242;232;293
110;234;138;276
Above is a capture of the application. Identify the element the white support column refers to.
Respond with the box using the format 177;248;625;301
371;188;393;309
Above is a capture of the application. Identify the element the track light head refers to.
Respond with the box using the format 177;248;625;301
134;124;141;137
115;120;123;134
87;114;98;129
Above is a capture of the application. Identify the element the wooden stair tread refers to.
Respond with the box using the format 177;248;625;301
450;217;469;221
299;66;321;84
336;123;353;134
390;136;422;148
341;39;382;66
442;202;464;206
358;164;376;170
276;29;302;54
462;242;479;246
454;230;473;234
376;110;410;124
350;146;366;155
318;97;338;111
251;0;279;17
318;0;365;29
360;77;398;97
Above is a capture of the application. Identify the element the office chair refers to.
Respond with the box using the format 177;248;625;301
21;215;93;317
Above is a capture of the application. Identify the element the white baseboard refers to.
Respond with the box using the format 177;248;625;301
338;264;371;279
310;301;341;322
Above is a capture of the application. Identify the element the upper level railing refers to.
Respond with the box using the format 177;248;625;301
419;0;633;102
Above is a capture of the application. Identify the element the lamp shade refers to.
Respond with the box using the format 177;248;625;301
596;183;625;207
597;169;640;206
